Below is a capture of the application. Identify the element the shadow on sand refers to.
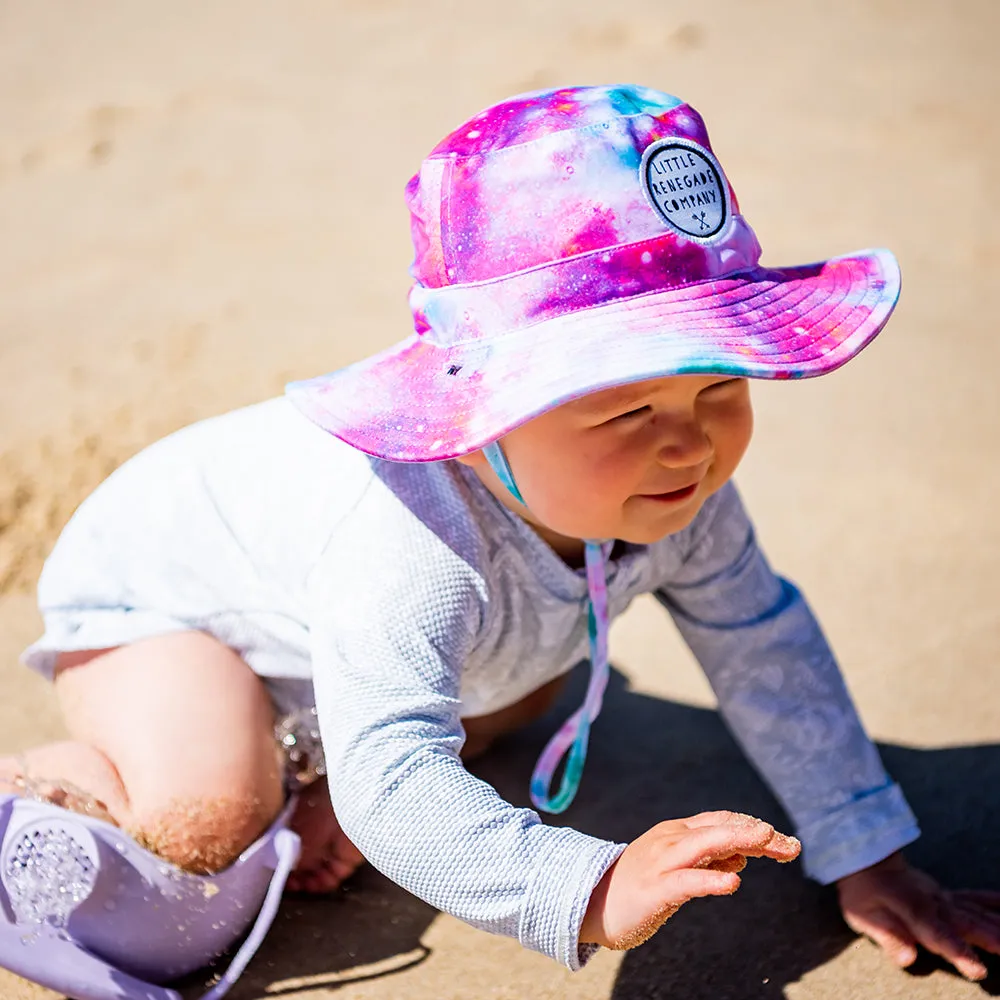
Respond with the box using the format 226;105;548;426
181;665;1000;999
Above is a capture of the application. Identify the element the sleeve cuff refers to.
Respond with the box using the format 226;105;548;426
519;828;626;971
799;781;921;884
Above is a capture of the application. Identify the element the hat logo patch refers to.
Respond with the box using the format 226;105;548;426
640;139;729;241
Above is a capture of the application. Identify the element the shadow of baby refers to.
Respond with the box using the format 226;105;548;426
178;664;999;999
476;666;1000;1000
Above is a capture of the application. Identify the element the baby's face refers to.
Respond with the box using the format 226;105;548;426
462;374;753;560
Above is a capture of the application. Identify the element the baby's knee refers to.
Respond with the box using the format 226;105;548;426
130;792;279;874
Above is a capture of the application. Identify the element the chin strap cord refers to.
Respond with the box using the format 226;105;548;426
198;807;301;1000
482;442;611;814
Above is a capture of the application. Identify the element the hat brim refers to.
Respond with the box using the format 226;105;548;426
287;248;899;462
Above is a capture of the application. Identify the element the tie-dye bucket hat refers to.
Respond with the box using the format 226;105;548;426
287;84;900;461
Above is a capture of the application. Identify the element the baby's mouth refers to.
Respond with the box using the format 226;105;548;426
636;482;699;504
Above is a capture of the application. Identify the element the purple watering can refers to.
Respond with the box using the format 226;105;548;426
0;793;301;1000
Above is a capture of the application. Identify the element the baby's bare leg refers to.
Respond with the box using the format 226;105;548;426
285;776;365;893
1;632;284;874
461;673;569;760
0;739;126;823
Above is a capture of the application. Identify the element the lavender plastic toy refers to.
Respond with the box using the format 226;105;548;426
0;793;300;1000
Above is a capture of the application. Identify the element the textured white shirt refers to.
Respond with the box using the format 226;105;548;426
24;397;920;969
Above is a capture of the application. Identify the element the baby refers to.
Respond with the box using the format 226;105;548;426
3;85;998;993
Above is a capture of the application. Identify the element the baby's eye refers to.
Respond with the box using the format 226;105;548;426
605;405;652;424
700;377;745;395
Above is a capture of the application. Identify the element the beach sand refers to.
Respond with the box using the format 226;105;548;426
1;1;998;997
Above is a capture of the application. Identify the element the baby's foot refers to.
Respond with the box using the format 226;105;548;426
0;761;117;826
286;778;365;893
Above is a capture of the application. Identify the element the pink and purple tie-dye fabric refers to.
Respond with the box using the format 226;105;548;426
287;84;900;462
408;89;717;287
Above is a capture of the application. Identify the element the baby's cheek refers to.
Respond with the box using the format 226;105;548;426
713;409;754;472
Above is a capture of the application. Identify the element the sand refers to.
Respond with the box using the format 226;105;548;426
1;1;998;997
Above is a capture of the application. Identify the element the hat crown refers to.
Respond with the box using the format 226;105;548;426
427;84;686;158
406;85;744;289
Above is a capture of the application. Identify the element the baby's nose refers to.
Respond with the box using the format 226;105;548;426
656;421;713;467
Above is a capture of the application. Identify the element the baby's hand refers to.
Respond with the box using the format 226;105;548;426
838;852;1000;981
579;810;801;950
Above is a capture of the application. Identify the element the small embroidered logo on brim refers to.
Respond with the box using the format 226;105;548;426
640;138;729;241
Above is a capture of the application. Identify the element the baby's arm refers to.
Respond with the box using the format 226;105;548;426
656;481;919;884
308;498;798;966
656;482;1000;978
310;525;620;969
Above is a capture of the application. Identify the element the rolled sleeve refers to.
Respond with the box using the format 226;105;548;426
520;828;625;969
796;782;919;884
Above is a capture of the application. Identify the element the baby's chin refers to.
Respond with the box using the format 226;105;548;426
529;487;716;552
616;483;726;545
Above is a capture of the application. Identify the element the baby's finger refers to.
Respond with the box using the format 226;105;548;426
681;812;800;862
660;866;742;902
604;869;741;952
682;810;766;831
662;821;779;871
707;854;747;875
952;889;1000;911
846;908;918;969
906;908;988;981
759;830;801;862
951;898;1000;955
